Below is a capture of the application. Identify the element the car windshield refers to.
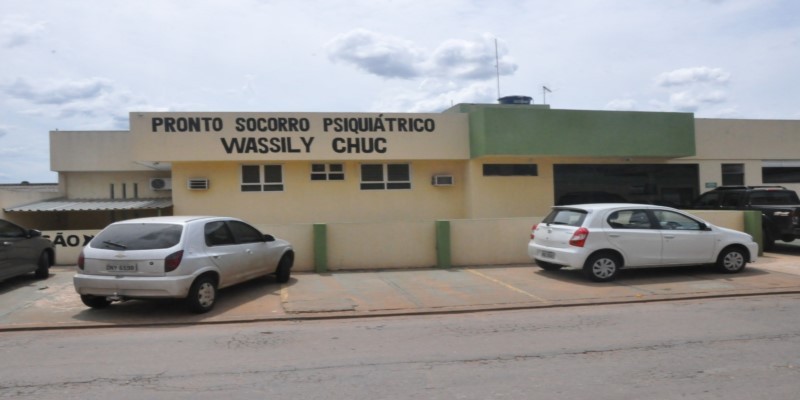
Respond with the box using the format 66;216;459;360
543;209;587;227
91;223;183;250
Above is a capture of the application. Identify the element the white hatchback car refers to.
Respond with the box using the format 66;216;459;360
528;204;759;282
74;216;294;313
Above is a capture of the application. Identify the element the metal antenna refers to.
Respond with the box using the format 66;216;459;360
495;38;501;99
543;86;552;104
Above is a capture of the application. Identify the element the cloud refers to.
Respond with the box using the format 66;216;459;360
0;126;7;139
605;99;638;111
652;67;732;113
328;29;517;112
0;15;46;48
656;67;731;87
327;29;423;79
327;29;517;81
2;77;114;105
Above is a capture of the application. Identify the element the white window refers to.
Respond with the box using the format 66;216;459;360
241;165;283;192
360;163;411;190
311;163;345;181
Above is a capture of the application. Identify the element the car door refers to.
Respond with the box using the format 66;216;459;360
227;220;274;280
0;220;34;280
203;221;247;286
652;210;715;264
604;209;662;267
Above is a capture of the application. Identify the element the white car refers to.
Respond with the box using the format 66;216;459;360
528;204;758;282
74;216;294;313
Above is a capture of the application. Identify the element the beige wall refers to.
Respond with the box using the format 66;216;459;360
171;160;466;224
62;171;171;199
50;131;154;171
465;157;555;218
47;211;749;269
0;186;62;228
684;119;800;194
130;112;470;162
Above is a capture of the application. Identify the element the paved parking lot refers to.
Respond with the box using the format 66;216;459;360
2;244;800;331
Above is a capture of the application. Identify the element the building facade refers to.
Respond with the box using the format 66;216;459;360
2;102;798;268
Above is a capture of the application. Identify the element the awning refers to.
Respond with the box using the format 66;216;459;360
4;198;173;212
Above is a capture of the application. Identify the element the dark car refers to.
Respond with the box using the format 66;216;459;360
0;219;55;282
692;186;800;250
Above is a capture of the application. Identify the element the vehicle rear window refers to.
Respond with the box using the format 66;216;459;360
542;209;587;227
91;223;183;250
749;191;800;205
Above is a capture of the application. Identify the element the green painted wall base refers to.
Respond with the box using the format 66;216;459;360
436;220;451;268
742;211;763;256
313;223;328;273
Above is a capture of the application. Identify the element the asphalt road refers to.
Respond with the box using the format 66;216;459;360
2;294;799;399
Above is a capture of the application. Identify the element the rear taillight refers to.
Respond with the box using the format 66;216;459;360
569;227;589;247
531;223;539;239
164;250;184;272
77;250;85;270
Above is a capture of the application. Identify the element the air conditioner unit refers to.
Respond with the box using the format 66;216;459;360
431;175;454;186
187;178;210;190
149;178;172;191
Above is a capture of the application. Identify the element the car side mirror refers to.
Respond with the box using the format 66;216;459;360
699;223;711;231
264;234;276;242
27;229;42;238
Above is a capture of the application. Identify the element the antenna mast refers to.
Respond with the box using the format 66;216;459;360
495;38;501;99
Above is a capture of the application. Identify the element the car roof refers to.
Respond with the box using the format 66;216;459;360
109;216;234;225
554;203;674;212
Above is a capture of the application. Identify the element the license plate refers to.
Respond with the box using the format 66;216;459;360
106;264;137;272
540;250;556;259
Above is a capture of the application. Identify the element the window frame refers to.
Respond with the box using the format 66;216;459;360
241;164;284;192
360;163;411;190
311;163;345;181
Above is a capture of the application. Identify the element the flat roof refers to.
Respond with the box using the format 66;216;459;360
4;198;173;212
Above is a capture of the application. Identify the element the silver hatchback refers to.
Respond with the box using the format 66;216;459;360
74;216;294;313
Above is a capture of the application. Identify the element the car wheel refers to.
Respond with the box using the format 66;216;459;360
187;276;217;314
583;253;620;282
81;295;111;309
275;254;293;283
535;260;563;271
34;252;51;279
716;247;747;273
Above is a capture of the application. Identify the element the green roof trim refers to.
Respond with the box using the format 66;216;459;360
454;105;695;158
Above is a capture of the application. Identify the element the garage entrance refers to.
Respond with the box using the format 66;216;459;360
554;164;699;207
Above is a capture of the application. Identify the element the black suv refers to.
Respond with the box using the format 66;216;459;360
692;186;800;250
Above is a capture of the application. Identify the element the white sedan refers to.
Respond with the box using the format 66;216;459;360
74;216;294;313
528;204;758;282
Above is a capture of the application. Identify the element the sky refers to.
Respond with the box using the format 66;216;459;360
1;0;799;183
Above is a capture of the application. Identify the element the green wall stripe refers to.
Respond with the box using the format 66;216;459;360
436;220;451;268
743;210;763;257
313;223;328;273
465;106;695;158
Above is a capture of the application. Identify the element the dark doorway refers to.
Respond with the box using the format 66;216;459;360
554;164;699;207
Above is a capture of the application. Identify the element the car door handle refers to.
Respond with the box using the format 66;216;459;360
608;234;620;238
664;235;676;239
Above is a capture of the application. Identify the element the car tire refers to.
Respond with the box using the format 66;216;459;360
275;254;293;284
81;295;111;309
535;260;563;271
186;276;217;314
34;252;50;279
583;252;620;282
716;247;747;274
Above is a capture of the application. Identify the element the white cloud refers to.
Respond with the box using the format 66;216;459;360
2;77;113;105
656;67;731;87
605;99;638;111
327;29;423;79
0;15;46;48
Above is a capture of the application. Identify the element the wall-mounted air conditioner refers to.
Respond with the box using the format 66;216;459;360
149;178;172;191
187;178;210;190
431;175;454;186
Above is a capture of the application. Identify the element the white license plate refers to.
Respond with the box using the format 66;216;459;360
106;264;137;272
540;250;556;259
